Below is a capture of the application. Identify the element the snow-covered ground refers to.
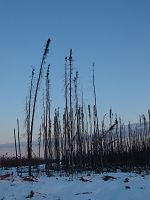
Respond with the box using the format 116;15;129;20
0;169;150;200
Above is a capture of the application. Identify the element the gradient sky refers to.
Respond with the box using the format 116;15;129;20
0;0;150;144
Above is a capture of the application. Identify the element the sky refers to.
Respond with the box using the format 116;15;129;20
0;0;150;144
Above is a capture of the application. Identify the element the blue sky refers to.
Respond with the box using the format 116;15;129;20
0;0;150;144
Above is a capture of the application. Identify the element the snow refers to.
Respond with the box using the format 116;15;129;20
0;169;150;200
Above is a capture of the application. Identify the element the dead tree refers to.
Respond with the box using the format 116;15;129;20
29;38;51;176
14;128;18;175
63;57;68;166
54;108;60;171
68;49;74;174
17;119;22;176
45;64;52;174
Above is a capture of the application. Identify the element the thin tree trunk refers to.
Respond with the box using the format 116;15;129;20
17;119;22;176
29;38;51;176
14;128;18;176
